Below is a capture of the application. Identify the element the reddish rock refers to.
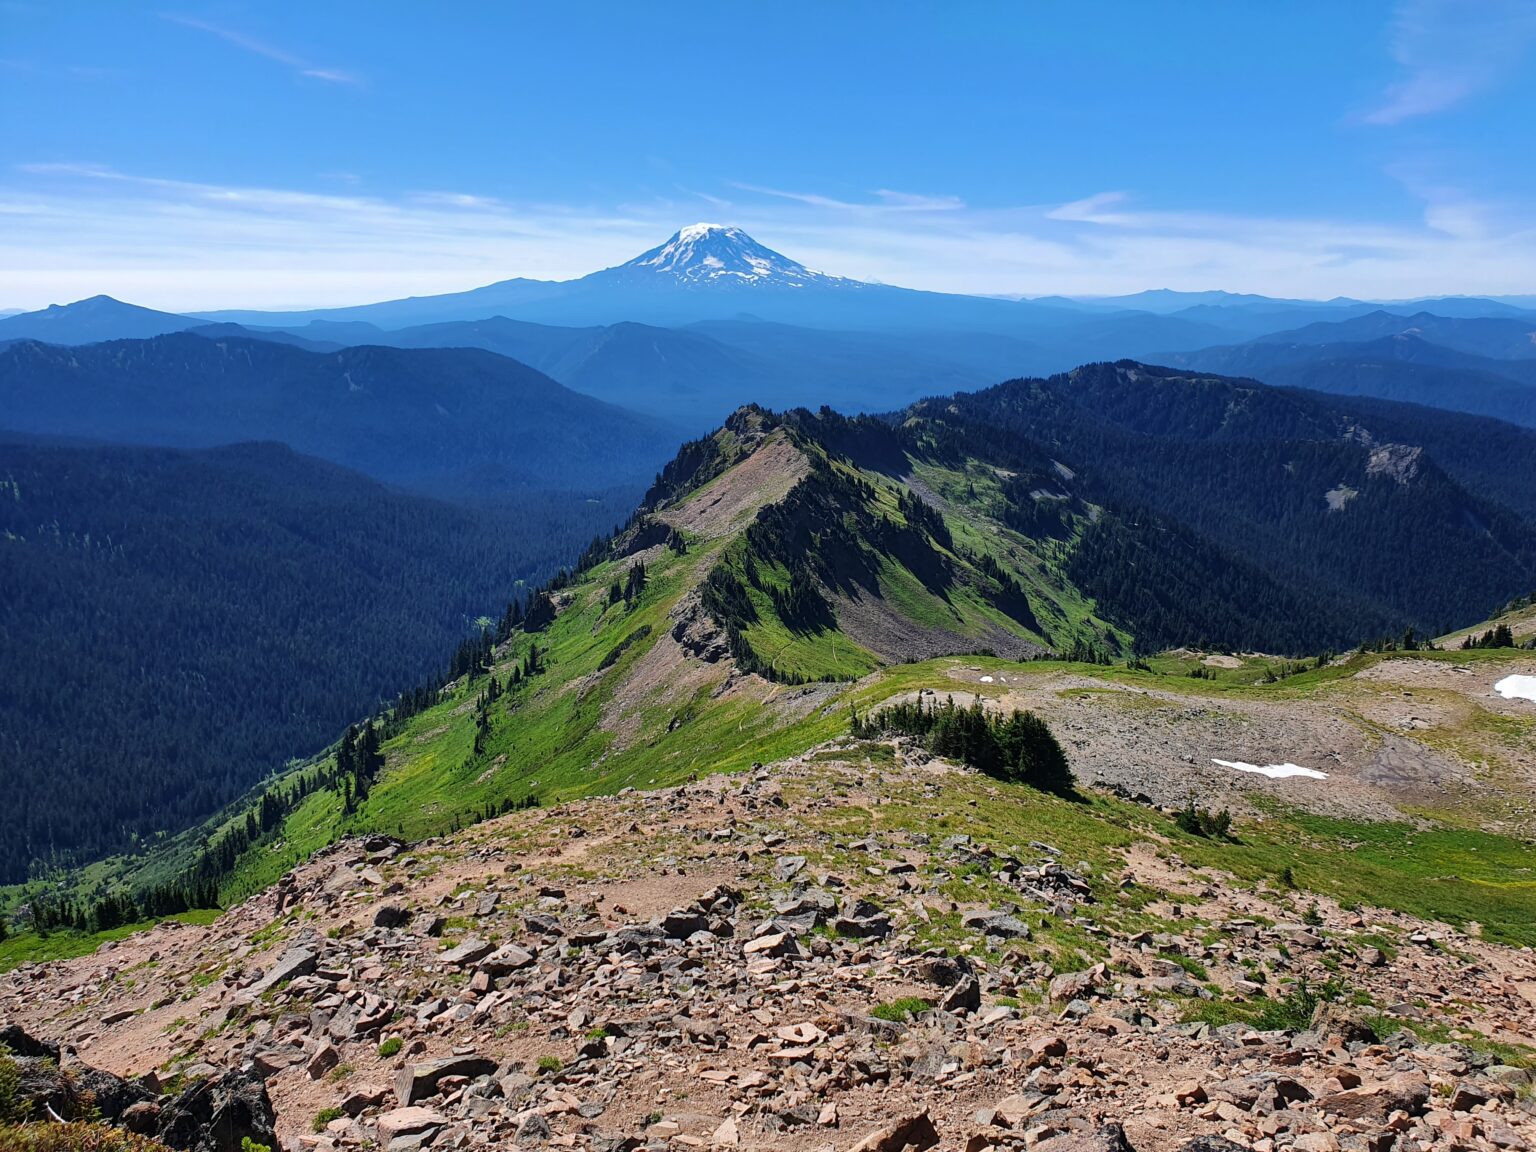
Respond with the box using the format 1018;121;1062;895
376;1105;446;1144
1318;1074;1430;1121
847;1109;941;1152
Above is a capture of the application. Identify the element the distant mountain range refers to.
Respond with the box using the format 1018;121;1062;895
3;225;1534;428
238;314;1051;424
1245;310;1536;359
1155;310;1536;429
0;333;675;498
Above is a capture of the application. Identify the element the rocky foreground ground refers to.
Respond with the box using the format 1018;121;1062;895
3;745;1534;1152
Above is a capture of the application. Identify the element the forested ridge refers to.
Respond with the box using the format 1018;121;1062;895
0;437;637;883
899;362;1536;650
0;333;676;499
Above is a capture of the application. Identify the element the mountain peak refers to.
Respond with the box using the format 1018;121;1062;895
41;294;129;313
0;294;197;344
615;224;842;288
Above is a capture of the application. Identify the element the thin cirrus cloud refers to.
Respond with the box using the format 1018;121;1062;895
730;182;964;213
1045;191;1133;225
4;162;1536;309
1364;0;1536;125
159;13;361;86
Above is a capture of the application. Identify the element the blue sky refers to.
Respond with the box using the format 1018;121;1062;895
3;0;1535;309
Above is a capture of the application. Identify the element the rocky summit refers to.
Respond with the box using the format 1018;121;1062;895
4;744;1533;1152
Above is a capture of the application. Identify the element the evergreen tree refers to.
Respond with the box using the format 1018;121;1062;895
853;695;1074;794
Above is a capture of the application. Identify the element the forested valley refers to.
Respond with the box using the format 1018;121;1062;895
0;437;637;883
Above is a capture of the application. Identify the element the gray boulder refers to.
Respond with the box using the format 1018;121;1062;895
395;1055;499;1105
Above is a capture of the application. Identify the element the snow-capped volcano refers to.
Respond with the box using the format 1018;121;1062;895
614;224;847;288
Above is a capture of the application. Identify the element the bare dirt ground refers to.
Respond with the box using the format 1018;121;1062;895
5;746;1535;1152
660;434;809;542
869;658;1536;831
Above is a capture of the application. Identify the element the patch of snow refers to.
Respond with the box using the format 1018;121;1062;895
619;224;852;288
979;675;995;683
1212;758;1328;780
1494;674;1536;703
677;222;726;243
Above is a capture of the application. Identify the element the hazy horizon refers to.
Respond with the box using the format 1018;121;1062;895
4;1;1536;310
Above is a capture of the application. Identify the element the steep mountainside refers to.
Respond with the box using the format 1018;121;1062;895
0;438;639;883
0;333;677;497
4;386;1535;1152
4;363;1534;895
904;363;1536;643
25;380;1530;910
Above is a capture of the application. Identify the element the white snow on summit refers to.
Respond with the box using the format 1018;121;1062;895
618;224;847;288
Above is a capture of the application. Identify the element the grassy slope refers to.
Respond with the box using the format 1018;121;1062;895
1438;597;1536;647
5;435;1533;966
909;458;1129;652
214;646;1536;948
0;908;221;969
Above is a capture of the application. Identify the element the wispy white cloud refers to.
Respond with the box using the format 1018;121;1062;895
1386;161;1502;241
1046;191;1131;224
160;13;361;86
681;186;734;211
3;163;1535;309
731;183;965;213
729;182;864;211
409;191;506;210
871;189;965;212
1365;0;1536;125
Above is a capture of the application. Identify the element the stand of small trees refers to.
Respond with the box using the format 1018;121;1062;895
26;876;221;936
1176;801;1233;839
607;562;648;609
476;794;540;823
1362;628;1436;653
448;629;496;681
1462;624;1521;649
337;722;384;814
851;695;1074;794
472;675;502;755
